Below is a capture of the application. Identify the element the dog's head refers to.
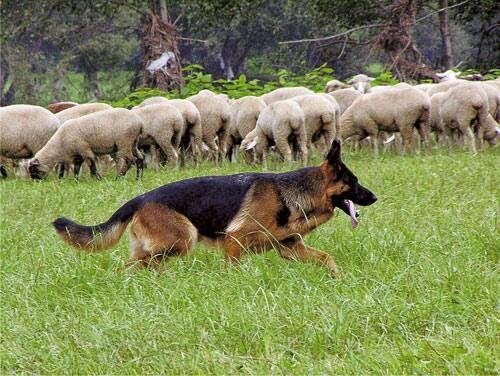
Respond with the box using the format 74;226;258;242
321;140;377;227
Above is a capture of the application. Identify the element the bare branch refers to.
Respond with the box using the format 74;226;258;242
337;36;349;60
278;23;387;45
415;0;472;23
177;36;208;44
278;0;472;45
173;13;183;26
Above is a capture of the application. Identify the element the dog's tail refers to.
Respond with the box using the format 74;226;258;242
52;198;141;252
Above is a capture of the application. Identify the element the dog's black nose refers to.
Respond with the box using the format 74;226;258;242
370;194;377;203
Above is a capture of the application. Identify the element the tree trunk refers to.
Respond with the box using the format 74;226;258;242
136;0;183;91
438;0;453;69
375;0;436;81
0;55;15;106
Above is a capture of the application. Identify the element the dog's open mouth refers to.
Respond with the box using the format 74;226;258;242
337;199;359;228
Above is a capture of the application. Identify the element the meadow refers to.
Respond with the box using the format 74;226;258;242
1;149;498;374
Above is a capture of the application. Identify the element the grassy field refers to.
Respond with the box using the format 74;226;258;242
1;149;498;374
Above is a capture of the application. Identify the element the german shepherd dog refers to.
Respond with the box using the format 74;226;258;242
53;141;377;276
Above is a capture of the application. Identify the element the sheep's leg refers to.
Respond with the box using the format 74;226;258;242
155;139;178;167
254;138;268;168
57;163;66;179
87;159;102;180
202;132;219;161
400;127;414;154
0;164;7;178
462;126;477;154
133;144;144;179
275;136;293;163
368;133;379;157
73;155;84;179
116;155;134;177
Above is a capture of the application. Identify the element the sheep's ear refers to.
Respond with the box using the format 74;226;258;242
368;76;375;81
326;140;342;166
245;138;258;150
436;72;445;78
347;78;354;84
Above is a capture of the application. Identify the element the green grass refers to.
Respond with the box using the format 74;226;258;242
1;149;498;374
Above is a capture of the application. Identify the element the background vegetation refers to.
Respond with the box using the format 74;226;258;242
1;0;499;105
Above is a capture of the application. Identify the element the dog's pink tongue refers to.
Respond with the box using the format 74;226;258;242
347;200;358;229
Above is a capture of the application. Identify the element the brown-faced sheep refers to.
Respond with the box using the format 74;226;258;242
240;100;307;166
132;103;184;167
27;108;144;180
0;105;60;176
47;101;78;114
340;87;431;155
439;82;497;153
291;94;337;154
55;103;112;124
188;90;231;160
324;79;350;93
327;88;362;115
221;96;267;160
260;87;314;105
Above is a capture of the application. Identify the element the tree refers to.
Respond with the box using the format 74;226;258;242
438;0;453;69
133;0;183;90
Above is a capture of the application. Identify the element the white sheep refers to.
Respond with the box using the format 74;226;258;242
132;103;184;167
324;79;350;93
132;96;168;109
347;74;375;93
0;105;60;177
188;90;231;161
55;103;112;124
167;99;204;161
340;87;431;155
291;94;337;153
240;100;307;166
327;88;362;114
439;82;497;153
27;108;144;180
221;96;267;160
260;87;314;105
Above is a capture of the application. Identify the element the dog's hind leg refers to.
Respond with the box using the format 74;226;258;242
277;236;339;277
125;202;198;271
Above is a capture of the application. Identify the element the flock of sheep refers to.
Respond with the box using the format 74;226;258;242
0;70;499;179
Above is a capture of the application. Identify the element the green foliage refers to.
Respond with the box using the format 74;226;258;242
461;68;500;80
484;69;500;80
112;64;335;108
371;71;400;86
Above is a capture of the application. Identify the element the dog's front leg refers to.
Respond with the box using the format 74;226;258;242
277;237;339;277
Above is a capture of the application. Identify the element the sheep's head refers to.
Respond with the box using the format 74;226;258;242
348;74;375;93
436;70;460;82
325;79;349;93
240;134;259;164
27;158;49;180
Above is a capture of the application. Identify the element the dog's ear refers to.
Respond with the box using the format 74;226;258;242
326;140;342;166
